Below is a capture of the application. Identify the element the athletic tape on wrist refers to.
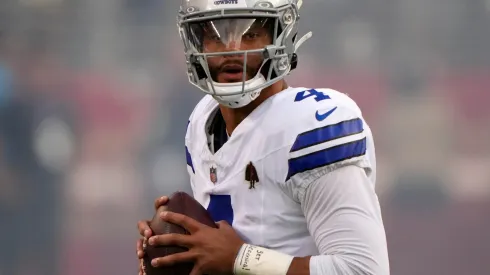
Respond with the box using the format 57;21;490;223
233;244;294;275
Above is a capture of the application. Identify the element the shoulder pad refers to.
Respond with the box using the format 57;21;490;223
185;95;215;141
185;95;215;174
284;88;369;181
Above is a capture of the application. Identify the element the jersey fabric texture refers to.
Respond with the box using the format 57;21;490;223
185;87;376;257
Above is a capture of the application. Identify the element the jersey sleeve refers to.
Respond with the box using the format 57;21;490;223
284;89;373;198
185;120;195;175
185;106;199;197
184;95;216;192
185;98;199;177
304;165;389;274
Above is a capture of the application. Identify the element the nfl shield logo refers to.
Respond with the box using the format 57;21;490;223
210;167;217;183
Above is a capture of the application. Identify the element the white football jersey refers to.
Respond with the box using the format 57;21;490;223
185;87;375;257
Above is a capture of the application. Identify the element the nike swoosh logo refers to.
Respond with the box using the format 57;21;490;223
315;107;337;121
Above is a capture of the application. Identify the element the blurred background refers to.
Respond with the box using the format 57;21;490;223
0;0;489;274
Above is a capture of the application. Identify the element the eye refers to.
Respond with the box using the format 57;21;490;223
243;32;260;40
204;33;221;42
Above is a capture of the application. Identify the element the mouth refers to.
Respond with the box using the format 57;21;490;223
219;64;245;82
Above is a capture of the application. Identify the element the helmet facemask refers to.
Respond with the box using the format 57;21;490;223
178;4;305;108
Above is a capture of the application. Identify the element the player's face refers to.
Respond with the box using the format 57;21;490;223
188;18;273;83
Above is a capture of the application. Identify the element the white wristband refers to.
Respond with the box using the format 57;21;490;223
233;244;294;275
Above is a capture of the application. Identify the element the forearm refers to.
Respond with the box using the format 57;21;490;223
286;256;311;275
298;165;390;275
233;165;388;275
233;246;311;275
235;248;379;275
289;254;375;275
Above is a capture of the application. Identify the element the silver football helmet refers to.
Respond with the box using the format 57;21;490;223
177;0;312;108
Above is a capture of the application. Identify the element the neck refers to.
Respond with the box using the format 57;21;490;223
219;80;287;135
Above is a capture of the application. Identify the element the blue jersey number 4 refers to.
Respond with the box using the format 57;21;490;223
294;89;330;102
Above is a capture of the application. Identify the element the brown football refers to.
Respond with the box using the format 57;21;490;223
143;191;217;275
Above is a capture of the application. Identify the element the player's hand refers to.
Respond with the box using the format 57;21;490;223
136;196;169;275
148;211;245;275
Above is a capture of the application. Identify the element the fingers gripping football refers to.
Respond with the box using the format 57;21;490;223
137;196;169;237
148;233;194;248
136;196;168;274
160;210;204;234
140;192;219;275
149;212;243;275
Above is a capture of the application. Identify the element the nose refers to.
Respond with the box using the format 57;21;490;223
224;40;241;51
219;39;244;60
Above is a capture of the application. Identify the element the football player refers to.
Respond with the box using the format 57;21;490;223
136;0;389;274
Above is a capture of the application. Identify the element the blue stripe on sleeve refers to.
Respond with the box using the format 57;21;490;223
290;118;363;152
286;138;367;181
185;146;195;173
